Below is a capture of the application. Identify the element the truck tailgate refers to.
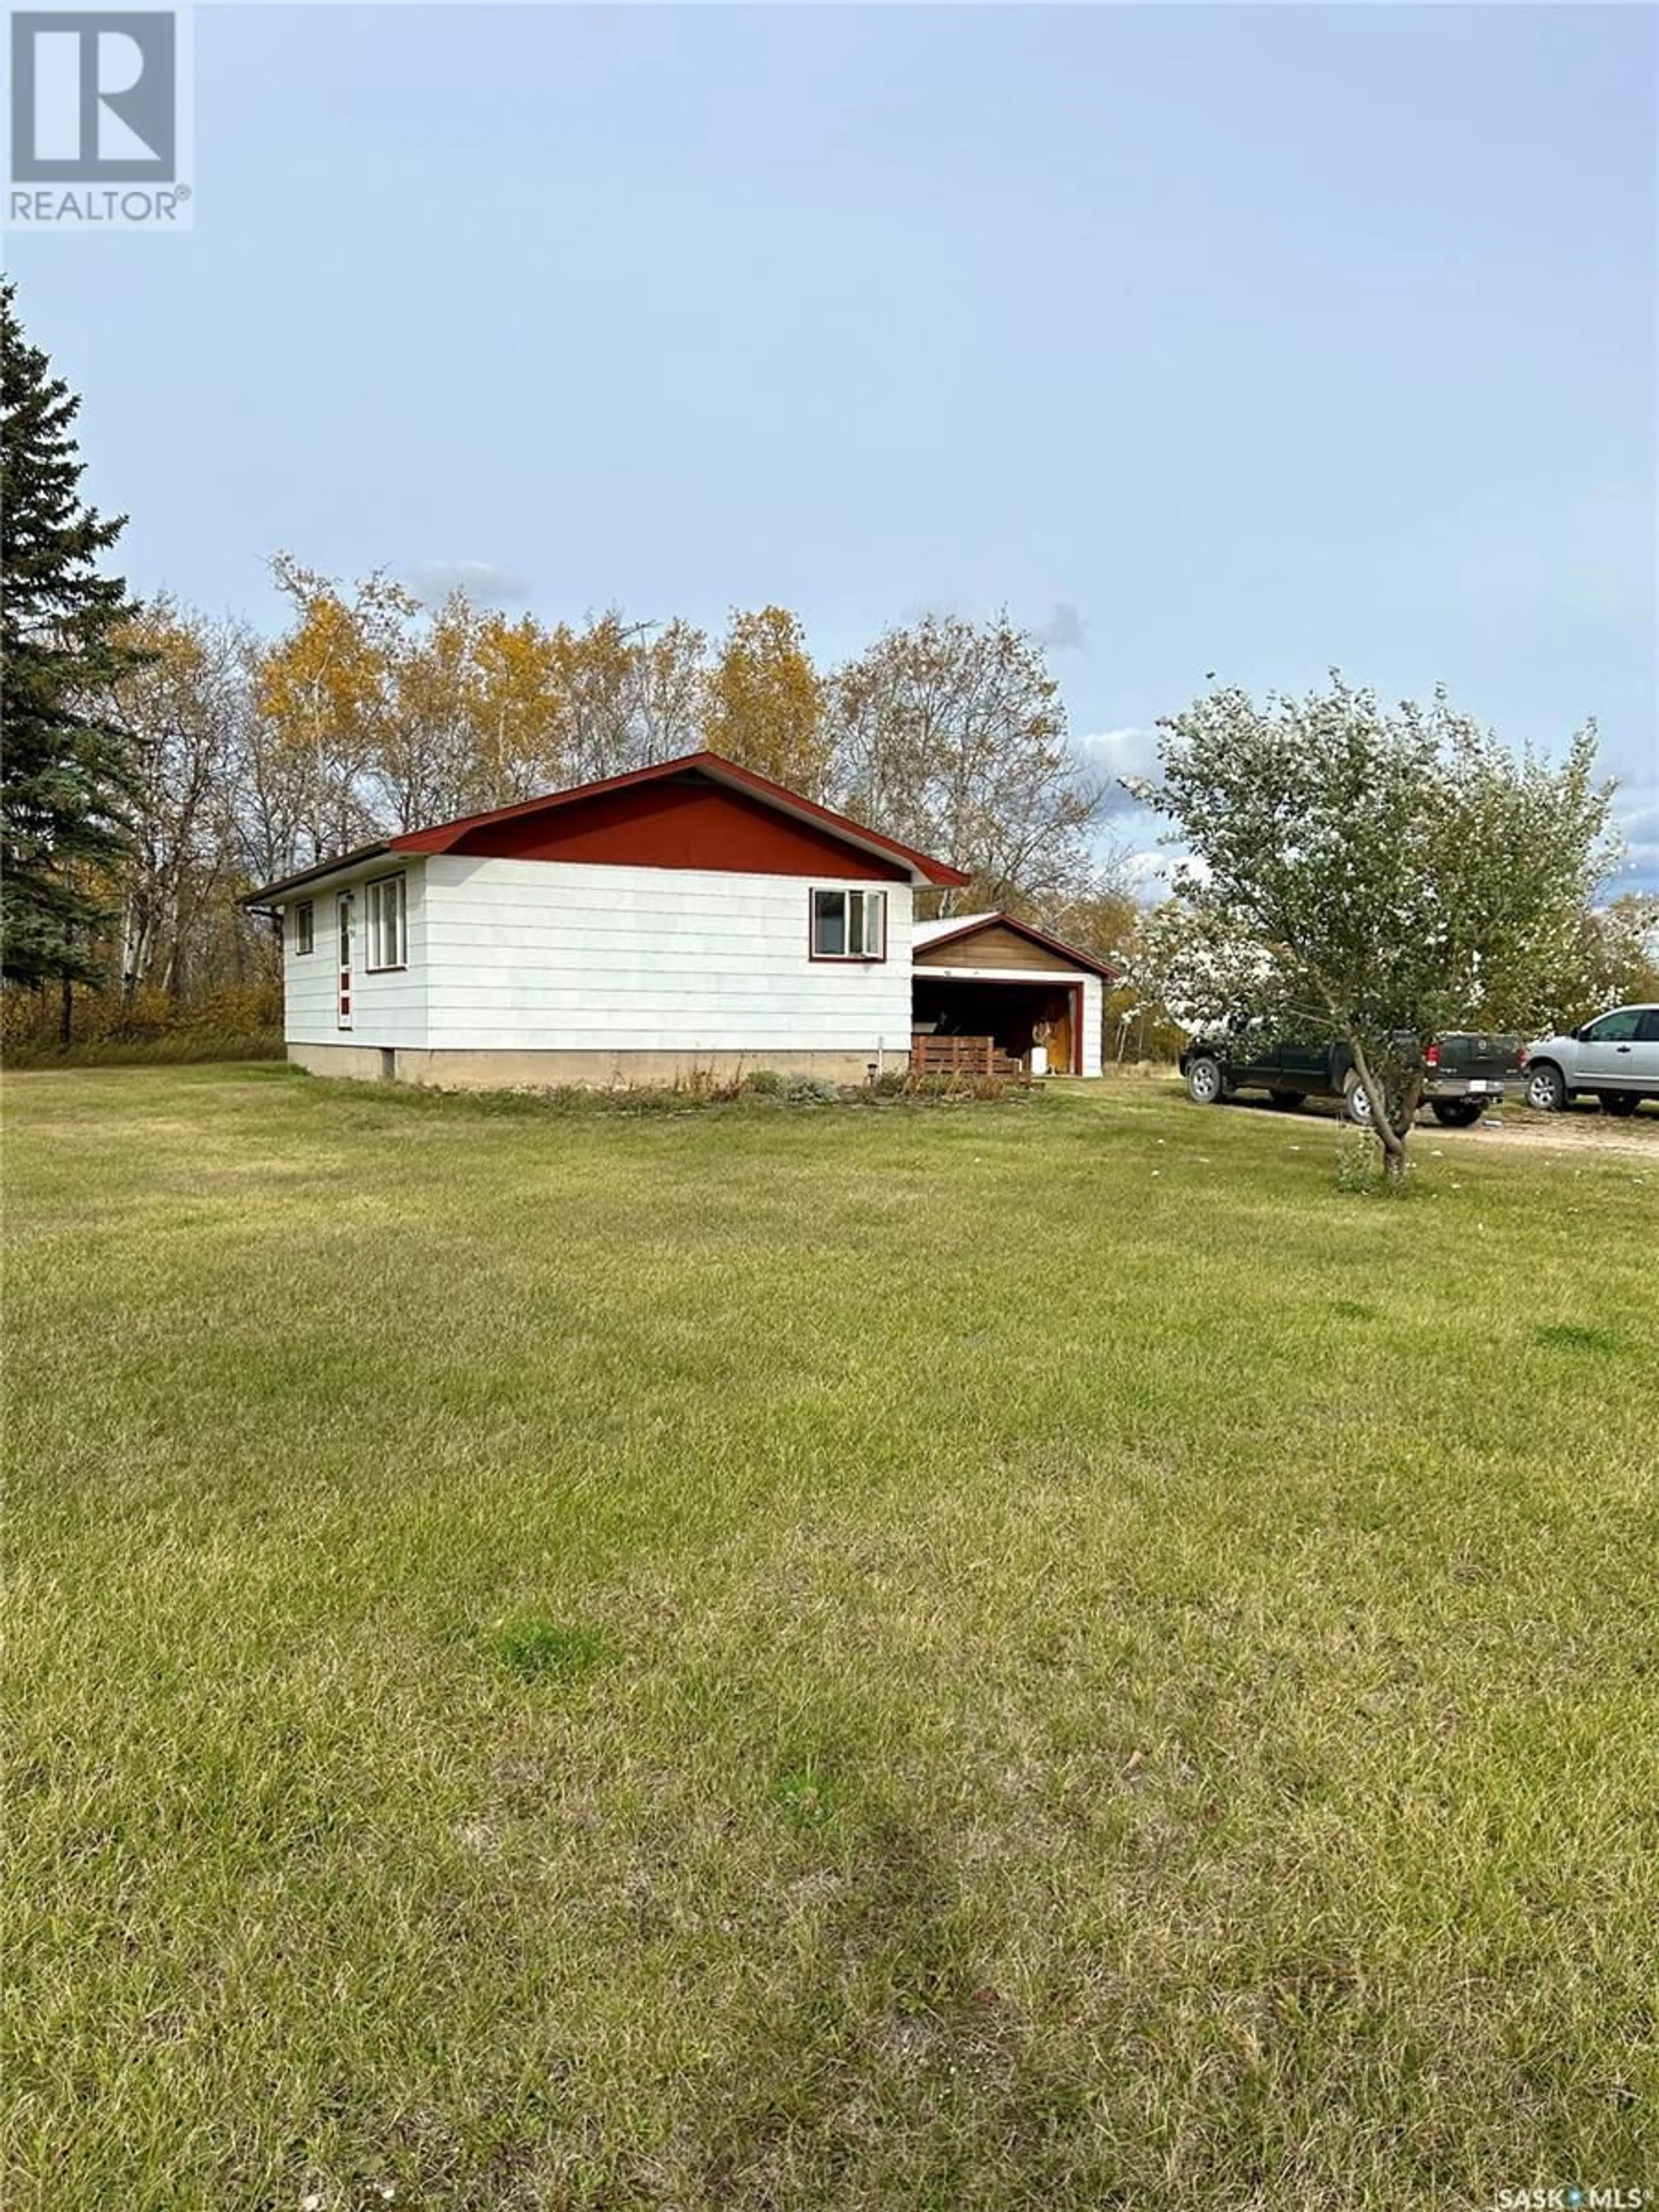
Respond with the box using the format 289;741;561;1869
1431;1033;1525;1083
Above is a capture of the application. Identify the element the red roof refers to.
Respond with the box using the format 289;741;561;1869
243;752;969;903
389;752;969;886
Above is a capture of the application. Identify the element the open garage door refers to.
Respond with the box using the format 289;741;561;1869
910;975;1081;1075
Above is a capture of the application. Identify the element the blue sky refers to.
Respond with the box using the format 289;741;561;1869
8;3;1656;890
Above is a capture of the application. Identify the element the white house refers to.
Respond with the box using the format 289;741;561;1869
246;752;1114;1087
245;752;967;1087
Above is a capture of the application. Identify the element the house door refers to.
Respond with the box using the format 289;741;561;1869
336;893;353;1030
1046;993;1074;1076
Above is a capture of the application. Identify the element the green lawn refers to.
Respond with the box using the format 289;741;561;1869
5;1065;1656;2212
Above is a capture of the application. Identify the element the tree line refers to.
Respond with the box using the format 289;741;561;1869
105;570;1118;1007
2;282;1121;1039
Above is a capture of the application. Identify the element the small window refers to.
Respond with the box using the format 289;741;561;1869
811;887;885;961
1638;1010;1659;1043
291;900;315;956
365;873;407;971
1584;1009;1641;1043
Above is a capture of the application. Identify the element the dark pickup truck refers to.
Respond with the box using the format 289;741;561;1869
1179;1032;1527;1125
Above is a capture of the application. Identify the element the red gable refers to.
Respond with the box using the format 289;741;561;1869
390;752;967;886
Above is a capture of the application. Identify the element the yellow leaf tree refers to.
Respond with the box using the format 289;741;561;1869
470;612;566;802
701;607;827;796
254;555;415;857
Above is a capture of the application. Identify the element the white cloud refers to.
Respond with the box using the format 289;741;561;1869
1032;602;1087;652
400;559;529;608
1075;730;1173;898
1608;779;1659;894
1076;726;1163;814
1077;724;1160;772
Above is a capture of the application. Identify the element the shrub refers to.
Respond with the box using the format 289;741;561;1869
1334;1127;1411;1196
2;980;283;1065
786;1076;842;1106
747;1069;786;1097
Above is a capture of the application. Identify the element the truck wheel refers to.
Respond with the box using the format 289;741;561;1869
1525;1063;1567;1113
1599;1094;1638;1118
1343;1074;1374;1126
1185;1055;1225;1106
1268;1090;1306;1110
1430;1100;1484;1127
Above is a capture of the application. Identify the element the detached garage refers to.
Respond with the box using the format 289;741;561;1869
910;913;1114;1077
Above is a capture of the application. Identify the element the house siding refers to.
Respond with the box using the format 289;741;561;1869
419;855;914;1060
280;862;429;1049
914;922;1080;974
1080;975;1103;1077
275;856;1112;1082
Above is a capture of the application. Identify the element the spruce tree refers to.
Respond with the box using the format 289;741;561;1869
2;278;144;991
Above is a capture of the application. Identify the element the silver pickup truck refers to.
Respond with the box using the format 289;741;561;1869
1522;1004;1659;1116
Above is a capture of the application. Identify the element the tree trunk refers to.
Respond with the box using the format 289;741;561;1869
120;896;139;1006
1349;1036;1410;1184
58;972;73;1051
1392;1073;1425;1145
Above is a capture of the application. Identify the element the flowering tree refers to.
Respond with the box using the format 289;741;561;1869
1128;676;1618;1182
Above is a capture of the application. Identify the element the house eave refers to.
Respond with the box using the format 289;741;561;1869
917;963;1099;986
241;842;393;907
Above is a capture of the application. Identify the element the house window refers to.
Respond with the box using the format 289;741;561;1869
811;887;885;960
365;873;407;970
291;900;315;955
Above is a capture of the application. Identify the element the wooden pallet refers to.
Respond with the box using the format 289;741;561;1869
910;1035;1029;1081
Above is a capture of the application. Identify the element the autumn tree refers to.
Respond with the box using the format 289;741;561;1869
255;556;413;857
701;606;827;795
0;280;146;1001
623;617;707;768
828;613;1104;911
1035;841;1138;966
1131;675;1617;1182
108;600;257;998
380;588;486;829
467;612;565;802
545;611;705;785
1573;891;1659;1020
464;608;701;800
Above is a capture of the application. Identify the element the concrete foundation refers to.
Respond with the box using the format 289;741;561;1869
287;1042;909;1089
